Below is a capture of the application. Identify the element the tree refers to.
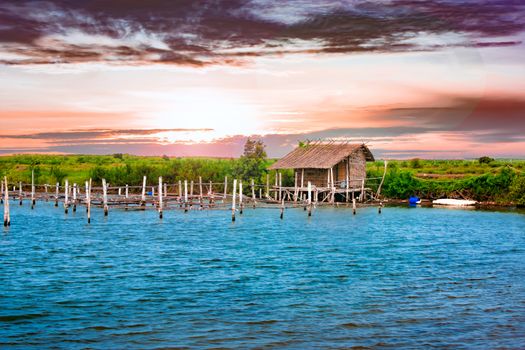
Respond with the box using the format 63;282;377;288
233;138;267;184
479;156;494;164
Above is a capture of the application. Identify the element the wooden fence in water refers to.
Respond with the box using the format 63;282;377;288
2;172;384;227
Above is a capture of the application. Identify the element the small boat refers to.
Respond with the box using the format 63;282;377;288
409;196;421;205
432;199;477;206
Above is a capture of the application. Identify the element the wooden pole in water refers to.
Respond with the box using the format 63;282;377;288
223;176;228;200
353;198;356;215
293;171;298;202
307;181;312;217
280;198;284;220
199;176;203;208
64;179;69;214
141;176;147;206
345;158;350;203
19;181;22;205
360;179;365;202
87;179;92;223
85;181;89;212
376;160;388;199
55;182;59;207
301;169;304;198
209;180;213;204
118;187;122;196
274;172;278;200
158;176;163;219
190;180;194;206
178;180;182;205
259;188;262;200
102;178;108;216
1;178;3;204
125;184;129;210
251;179;256;209
378;201;383;214
184;180;188;212
44;184;48;202
73;183;77;212
278;172;282;201
239;180;243;214
3;176;10;227
330;167;335;204
232;179;237;222
31;169;35;209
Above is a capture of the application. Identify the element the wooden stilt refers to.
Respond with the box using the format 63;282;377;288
1;178;3;205
87;179;92;223
55;182;59;207
102;178;108;216
158;176;163;219
3;177;10;227
266;174;269;199
19;181;22;205
293;171;298;202
278;172;282;201
251;179;256;209
141;176;147;207
190;180;194;207
64;179;69;214
232;179;237;222
360;179;365;202
345;158;350;203
209;180;213;204
223;176;228;200
199;176;203;208
376;160;388;199
239;181;243;214
125;184;129;210
280;198;284;219
307;181;312;217
184;180;188;212
353;198;356;215
44;184;48;202
31;169;35;209
73;183;77;212
330;167;335;204
178;180;182;206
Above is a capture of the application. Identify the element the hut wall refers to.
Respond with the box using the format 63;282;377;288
296;168;329;188
349;150;366;188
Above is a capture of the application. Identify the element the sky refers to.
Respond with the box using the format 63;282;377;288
0;0;524;158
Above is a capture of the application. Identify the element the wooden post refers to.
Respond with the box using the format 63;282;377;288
64;179;69;214
353;198;356;215
184;180;188;212
330;167;335;204
259;188;262;199
378;201;383;214
307;181;312;217
73;183;77;212
55;182;59;207
280;198;284;220
199;176;203;208
223;176;228;200
360;179;365;202
164;183;167;198
19;181;22;205
232;179;237;222
3;177;10;227
1;178;3;205
251;179;256;208
190;180;194;206
278;172;282;201
274;172;278;200
102;178;108;216
209;180;213;204
85;181;89;212
125;184;129;210
87;179;92;223
239;180;243;214
44;184;48;202
158;176;163;219
141;176;147;206
31;169;35;209
178;180;182;205
293;171;298;202
151;186;155;198
345;158;350;203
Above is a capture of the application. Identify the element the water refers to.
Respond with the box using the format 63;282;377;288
1;202;525;349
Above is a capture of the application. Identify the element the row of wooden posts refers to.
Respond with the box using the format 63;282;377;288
3;172;382;227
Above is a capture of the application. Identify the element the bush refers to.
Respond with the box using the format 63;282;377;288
509;174;525;206
479;156;494;164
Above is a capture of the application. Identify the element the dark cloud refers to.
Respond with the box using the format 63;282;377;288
0;0;523;65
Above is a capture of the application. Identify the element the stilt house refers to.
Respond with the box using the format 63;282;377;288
269;142;374;200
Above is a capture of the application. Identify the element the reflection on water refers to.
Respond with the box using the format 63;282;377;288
1;203;525;349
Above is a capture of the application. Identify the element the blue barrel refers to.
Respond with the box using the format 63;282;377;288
409;196;420;205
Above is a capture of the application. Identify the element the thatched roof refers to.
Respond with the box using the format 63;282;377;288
269;142;374;170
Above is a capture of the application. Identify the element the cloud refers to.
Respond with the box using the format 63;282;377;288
0;0;524;66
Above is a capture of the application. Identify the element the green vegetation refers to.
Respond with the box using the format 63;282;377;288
1;152;524;206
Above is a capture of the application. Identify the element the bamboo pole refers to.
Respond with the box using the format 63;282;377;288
64;179;69;214
307;181;312;217
102;178;108;216
184;180;188;212
3;177;10;227
141;176;147;206
251;179;256;208
55;182;59;207
158;176;163;219
73;183;77;212
87;179;92;223
239;180;243;215
232;179;237;222
31;169;35;209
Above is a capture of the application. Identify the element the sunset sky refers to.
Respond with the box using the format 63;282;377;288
0;0;524;158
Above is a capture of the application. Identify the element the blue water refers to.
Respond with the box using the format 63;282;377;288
1;202;525;349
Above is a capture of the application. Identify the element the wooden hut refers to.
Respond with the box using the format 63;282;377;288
269;142;375;203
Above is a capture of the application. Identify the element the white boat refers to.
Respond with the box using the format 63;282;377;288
432;199;477;206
